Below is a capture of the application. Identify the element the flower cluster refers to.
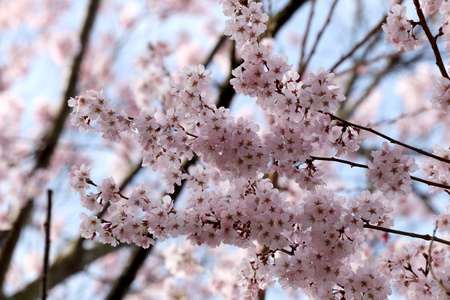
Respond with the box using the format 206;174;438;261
71;165;175;248
382;4;426;51
222;1;268;49
233;255;275;299
367;142;419;198
420;0;443;15
343;263;392;300
430;76;450;113
69;64;270;191
439;2;450;63
435;205;450;234
66;0;450;298
347;190;394;228
266;189;391;299
222;0;364;191
382;241;450;299
181;178;295;249
70;155;401;298
422;145;450;193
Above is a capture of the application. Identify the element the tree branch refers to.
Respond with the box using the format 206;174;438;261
271;0;308;36
8;241;126;300
298;0;316;77
41;190;52;300
412;0;449;79
105;246;152;300
0;201;33;298
299;0;339;76
330;16;386;73
34;0;101;171
325;112;450;165
310;155;450;190
363;223;450;247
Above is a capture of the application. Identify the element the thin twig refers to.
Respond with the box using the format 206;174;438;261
330;16;385;73
324;112;450;165
412;0;449;79
299;0;339;76
363;223;450;246
371;107;430;127
34;0;101;172
428;227;450;295
298;0;316;77
41;190;53;300
309;155;450;190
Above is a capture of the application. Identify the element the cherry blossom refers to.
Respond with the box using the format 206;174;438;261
367;142;419;198
60;0;450;298
430;76;450;112
382;4;426;51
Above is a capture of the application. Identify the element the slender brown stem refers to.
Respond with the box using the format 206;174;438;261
310;155;368;169
257;289;266;300
335;52;396;77
41;190;52;300
364;223;450;246
298;0;316;77
310;155;450;190
330;16;386;73
412;0;449;79
428;228;450;295
325;112;450;165
299;0;339;77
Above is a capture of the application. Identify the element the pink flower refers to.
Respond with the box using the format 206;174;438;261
367;142;418;198
431;76;450;113
382;5;426;52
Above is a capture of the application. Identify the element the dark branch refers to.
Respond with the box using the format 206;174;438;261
41;190;52;300
363;223;450;247
412;0;449;79
325;112;450;165
310;155;450;190
330;16;386;73
34;0;101;171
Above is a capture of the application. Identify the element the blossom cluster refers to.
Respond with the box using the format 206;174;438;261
367;142;419;198
391;1;450;112
439;2;450;65
382;4;426;52
430;76;450;113
420;0;444;15
223;0;365;190
382;241;450;299
347;190;394;228
422;145;450;193
70;158;396;299
435;206;450;234
65;0;450;298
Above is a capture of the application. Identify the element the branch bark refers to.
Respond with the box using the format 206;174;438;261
41;190;52;300
412;0;449;79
